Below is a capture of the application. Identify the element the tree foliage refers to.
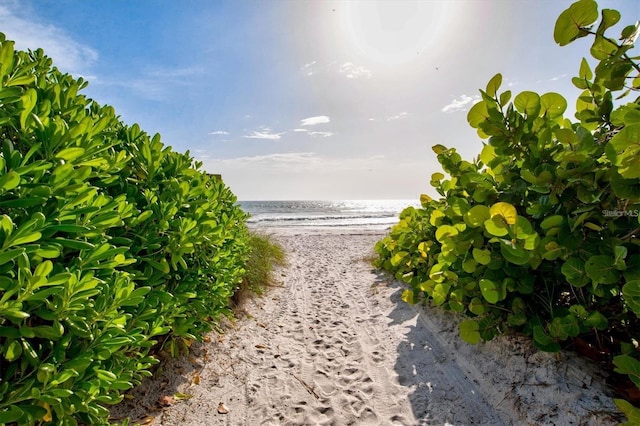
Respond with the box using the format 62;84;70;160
375;0;639;420
0;34;249;424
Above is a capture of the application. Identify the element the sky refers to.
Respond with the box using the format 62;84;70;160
0;0;638;200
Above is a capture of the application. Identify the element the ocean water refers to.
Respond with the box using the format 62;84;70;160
239;200;418;230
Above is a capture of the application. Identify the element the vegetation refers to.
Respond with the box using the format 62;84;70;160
0;33;250;424
375;0;639;422
233;231;286;305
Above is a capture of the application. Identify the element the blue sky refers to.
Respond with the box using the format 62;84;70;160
1;0;638;200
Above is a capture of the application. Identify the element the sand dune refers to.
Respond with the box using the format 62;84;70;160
112;230;621;425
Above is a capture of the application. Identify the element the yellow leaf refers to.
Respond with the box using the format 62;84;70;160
490;202;518;225
420;193;432;205
41;402;52;422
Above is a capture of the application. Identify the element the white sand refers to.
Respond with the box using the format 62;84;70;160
111;229;622;425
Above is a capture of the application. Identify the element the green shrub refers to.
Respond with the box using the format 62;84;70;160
375;0;639;420
0;34;249;425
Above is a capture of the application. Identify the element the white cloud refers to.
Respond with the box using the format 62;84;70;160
339;62;372;79
308;131;334;138
209;130;230;135
300;116;330;126
243;130;285;140
386;112;408;121
292;128;308;132
441;95;480;113
0;3;98;74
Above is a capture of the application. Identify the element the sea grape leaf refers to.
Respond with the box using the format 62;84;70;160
540;93;567;119
462;258;477;273
472;248;491;265
614;399;640;425
490;202;517;225
622;280;640;315
596;9;620;36
484;216;509;237
585;255;619;284
584;311;608;329
435;225;458;242
533;325;561;352
432;283;450;306
554;0;598;46
460;320;481;344
540;215;564;230
514;91;541;117
579;57;593;80
561;258;590;287
480;278;500;304
613;355;640;388
467;100;489;129
485;73;502;97
606;125;640;179
464;205;491;228
501;243;531;266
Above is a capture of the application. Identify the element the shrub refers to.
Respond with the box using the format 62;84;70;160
375;0;639;421
0;34;249;425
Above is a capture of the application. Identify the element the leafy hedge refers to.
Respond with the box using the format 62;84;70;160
375;0;639;422
0;34;249;424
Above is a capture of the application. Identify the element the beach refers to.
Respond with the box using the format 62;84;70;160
112;228;620;425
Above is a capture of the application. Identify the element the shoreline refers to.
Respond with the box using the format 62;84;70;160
111;228;620;425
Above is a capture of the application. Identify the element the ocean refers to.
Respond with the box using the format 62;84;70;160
239;200;418;231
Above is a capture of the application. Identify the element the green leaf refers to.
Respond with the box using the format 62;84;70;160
561;258;589;287
4;339;22;361
432;283;450;306
401;289;415;304
19;88;37;129
479;278;499;304
514;91;541;117
435;225;458;242
614;399;640;425
540;93;567;119
460;320;481;344
467;100;489;129
484;216;509;237
500;243;531;266
485;73;502;97
579;57;593;80
585;255;619;284
472;248;491;265
613;355;640;388
553;0;599;46
622;280;640;315
0;406;24;424
533;325;561;352
464;205;491;228
0;248;24;265
584;311;608;329
606;125;640;179
55;147;86;161
596;9;620;35
0;171;20;191
540;215;564;230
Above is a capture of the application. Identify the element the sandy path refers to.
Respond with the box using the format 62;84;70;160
112;230;620;425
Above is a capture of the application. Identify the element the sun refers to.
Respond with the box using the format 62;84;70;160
340;2;454;67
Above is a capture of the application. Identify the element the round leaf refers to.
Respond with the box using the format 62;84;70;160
480;278;499;304
514;91;541;116
540;93;567;119
464;205;491;228
460;320;481;344
553;0;599;46
490;202;517;225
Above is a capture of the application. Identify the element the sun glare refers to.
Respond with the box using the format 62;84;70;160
341;2;454;67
